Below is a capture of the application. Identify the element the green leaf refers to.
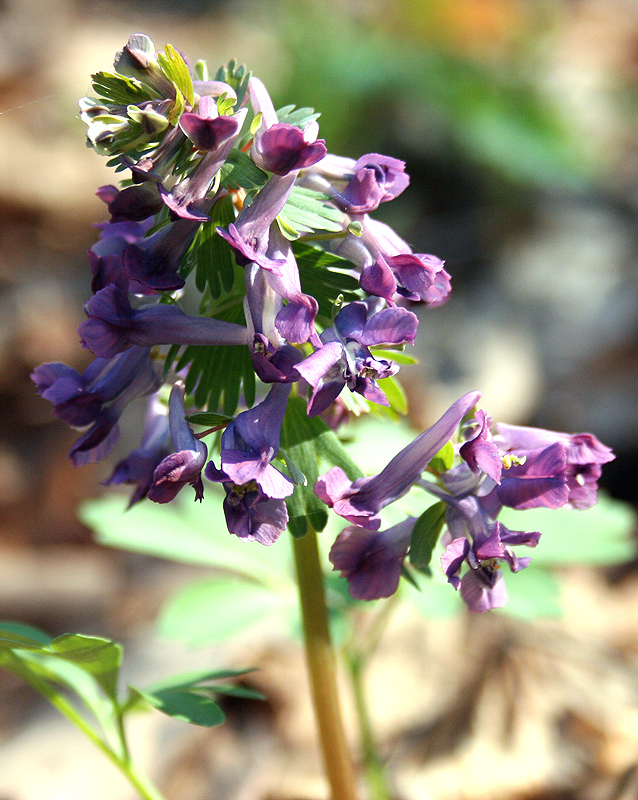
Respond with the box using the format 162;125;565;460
157;44;194;106
147;667;257;693
185;412;234;427
294;242;361;326
0;622;52;649
208;684;265;700
141;688;225;727
428;441;455;474
49;634;122;700
500;567;562;619
281;397;364;537
80;495;295;591
276;104;321;129
409;501;447;569
371;349;419;365
498;493;636;567
213;60;252;107
378;375;407;415
89;72;154;105
158;577;289;646
278;186;345;239
219;149;268;191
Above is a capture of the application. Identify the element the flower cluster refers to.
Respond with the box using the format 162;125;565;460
33;34;614;612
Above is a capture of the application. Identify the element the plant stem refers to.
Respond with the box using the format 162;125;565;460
292;527;359;800
18;668;166;800
347;651;393;800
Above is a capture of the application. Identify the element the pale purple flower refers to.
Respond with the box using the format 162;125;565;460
79;284;247;359
335;153;409;214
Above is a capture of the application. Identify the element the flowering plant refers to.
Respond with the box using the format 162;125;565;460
1;34;617;800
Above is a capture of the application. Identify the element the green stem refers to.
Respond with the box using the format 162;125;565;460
292;527;359;800
18;669;166;800
347;652;393;800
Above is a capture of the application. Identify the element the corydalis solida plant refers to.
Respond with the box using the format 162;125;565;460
34;32;614;616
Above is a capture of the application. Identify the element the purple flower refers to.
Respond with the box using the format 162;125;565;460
31;346;160;466
160;104;247;221
459;409;502;483
204;464;290;545
217;383;294;499
493;422;615;511
217;174;296;273
295;300;418;416
78;284;247;359
120;217;200;293
315;390;481;530
336;154;409;214
105;183;163;223
104;395;171;506
248;77;327;176
204;383;294;544
329;518;415;600
89;212;154;295
147;382;208;503
333;217;451;307
244;264;304;383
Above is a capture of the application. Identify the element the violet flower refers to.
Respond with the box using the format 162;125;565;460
315;390;481;529
31;346;160;466
295;300;418;417
335;153;410;214
147;382;208;503
243;263;304;383
79;284;248;359
329;518;416;600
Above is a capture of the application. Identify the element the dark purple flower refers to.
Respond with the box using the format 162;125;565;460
248;77;327;176
217;383;294;499
205;462;289;545
147;382;208;503
89;214;154;295
78;284;247;359
160;105;247;221
104;395;171;506
31;346;160;466
295;300;418;416
329;518;415;600
105;183;163;223
120;217;200;293
315;390;481;529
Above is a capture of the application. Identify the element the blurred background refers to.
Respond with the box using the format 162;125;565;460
1;0;638;798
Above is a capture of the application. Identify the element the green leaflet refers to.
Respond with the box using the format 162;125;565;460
89;72;155;105
157;44;194;106
278;186;345;239
294;242;361;326
219;149;268;192
281;397;364;538
276;104;321;129
409;501;447;570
